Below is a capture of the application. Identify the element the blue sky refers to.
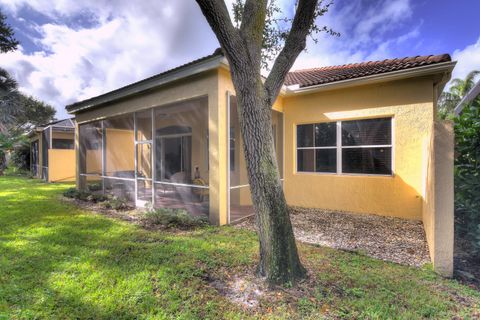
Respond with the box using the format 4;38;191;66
1;0;479;119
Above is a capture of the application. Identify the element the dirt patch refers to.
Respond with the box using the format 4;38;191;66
204;267;328;316
208;273;266;309
236;207;430;267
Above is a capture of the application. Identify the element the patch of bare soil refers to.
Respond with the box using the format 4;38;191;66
236;207;430;267
205;266;331;316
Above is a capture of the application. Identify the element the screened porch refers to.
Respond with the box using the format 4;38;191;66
78;97;210;217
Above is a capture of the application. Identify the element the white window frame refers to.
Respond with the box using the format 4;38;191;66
296;117;394;176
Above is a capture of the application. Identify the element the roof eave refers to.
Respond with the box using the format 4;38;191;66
284;61;457;96
66;55;228;114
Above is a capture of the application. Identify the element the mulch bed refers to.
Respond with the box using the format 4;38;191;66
235;207;431;267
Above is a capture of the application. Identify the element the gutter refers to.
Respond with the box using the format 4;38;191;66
285;61;457;96
67;55;228;114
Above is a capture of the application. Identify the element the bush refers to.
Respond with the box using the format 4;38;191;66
454;102;480;254
10;142;30;171
103;196;129;210
64;187;130;211
63;188;91;201
87;193;108;203
87;183;102;192
142;208;208;229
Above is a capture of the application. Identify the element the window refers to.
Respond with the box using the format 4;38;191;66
296;117;392;175
52;139;74;150
297;122;337;173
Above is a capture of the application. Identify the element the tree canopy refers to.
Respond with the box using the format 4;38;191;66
0;10;19;53
438;70;480;118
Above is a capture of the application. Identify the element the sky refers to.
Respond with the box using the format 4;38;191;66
0;0;479;119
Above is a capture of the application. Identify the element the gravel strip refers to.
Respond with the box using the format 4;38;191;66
236;207;430;267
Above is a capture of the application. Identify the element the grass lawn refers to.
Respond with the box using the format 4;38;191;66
0;175;479;319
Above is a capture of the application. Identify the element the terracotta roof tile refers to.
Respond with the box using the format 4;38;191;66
284;54;452;88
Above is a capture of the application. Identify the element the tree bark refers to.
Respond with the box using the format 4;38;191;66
195;0;319;286
234;73;306;285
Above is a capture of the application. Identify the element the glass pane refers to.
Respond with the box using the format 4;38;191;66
104;114;135;178
315;122;336;147
229;96;249;187
137;179;152;203
103;177;135;202
136;143;152;179
342;118;391;146
52;139;74;149
315;149;336;173
297;124;314;148
136;110;152;141
155;97;208;185
297;149;314;172
154;183;209;217
79;121;102;175
272;110;284;179
230;186;254;223
41;128;50;171
342;147;392;174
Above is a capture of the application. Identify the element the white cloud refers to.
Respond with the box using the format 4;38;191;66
0;0;219;119
3;0;468;120
451;37;480;82
291;0;417;70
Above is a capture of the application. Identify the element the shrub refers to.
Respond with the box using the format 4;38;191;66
63;187;78;198
103;196;129;211
454;102;480;254
142;208;208;229
87;183;102;192
63;188;91;201
87;193;108;203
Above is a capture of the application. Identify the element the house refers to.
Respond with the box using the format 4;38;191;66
29;118;76;182
66;49;455;276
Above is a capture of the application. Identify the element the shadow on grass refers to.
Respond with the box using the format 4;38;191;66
0;176;256;319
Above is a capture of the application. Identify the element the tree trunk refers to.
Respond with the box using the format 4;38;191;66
235;75;306;285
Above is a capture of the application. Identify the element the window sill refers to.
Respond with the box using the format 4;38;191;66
294;171;395;178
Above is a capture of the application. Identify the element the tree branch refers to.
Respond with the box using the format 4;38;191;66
239;0;268;68
264;0;319;105
195;0;245;68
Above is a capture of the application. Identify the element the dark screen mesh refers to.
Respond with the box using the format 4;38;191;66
342;118;391;146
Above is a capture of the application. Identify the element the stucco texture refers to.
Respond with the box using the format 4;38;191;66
283;77;435;220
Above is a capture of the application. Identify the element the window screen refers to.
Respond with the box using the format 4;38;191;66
52;139;74;149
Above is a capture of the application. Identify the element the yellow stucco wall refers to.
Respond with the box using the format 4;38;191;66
73;67;442;224
48;149;76;182
422;121;454;276
105;128;135;175
283;77;435;220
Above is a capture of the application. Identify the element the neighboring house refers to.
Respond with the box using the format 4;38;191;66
66;49;455;276
29;118;76;182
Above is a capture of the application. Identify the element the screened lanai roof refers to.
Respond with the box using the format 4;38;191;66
28;118;76;138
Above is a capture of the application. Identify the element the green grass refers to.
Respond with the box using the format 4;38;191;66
0;175;479;319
